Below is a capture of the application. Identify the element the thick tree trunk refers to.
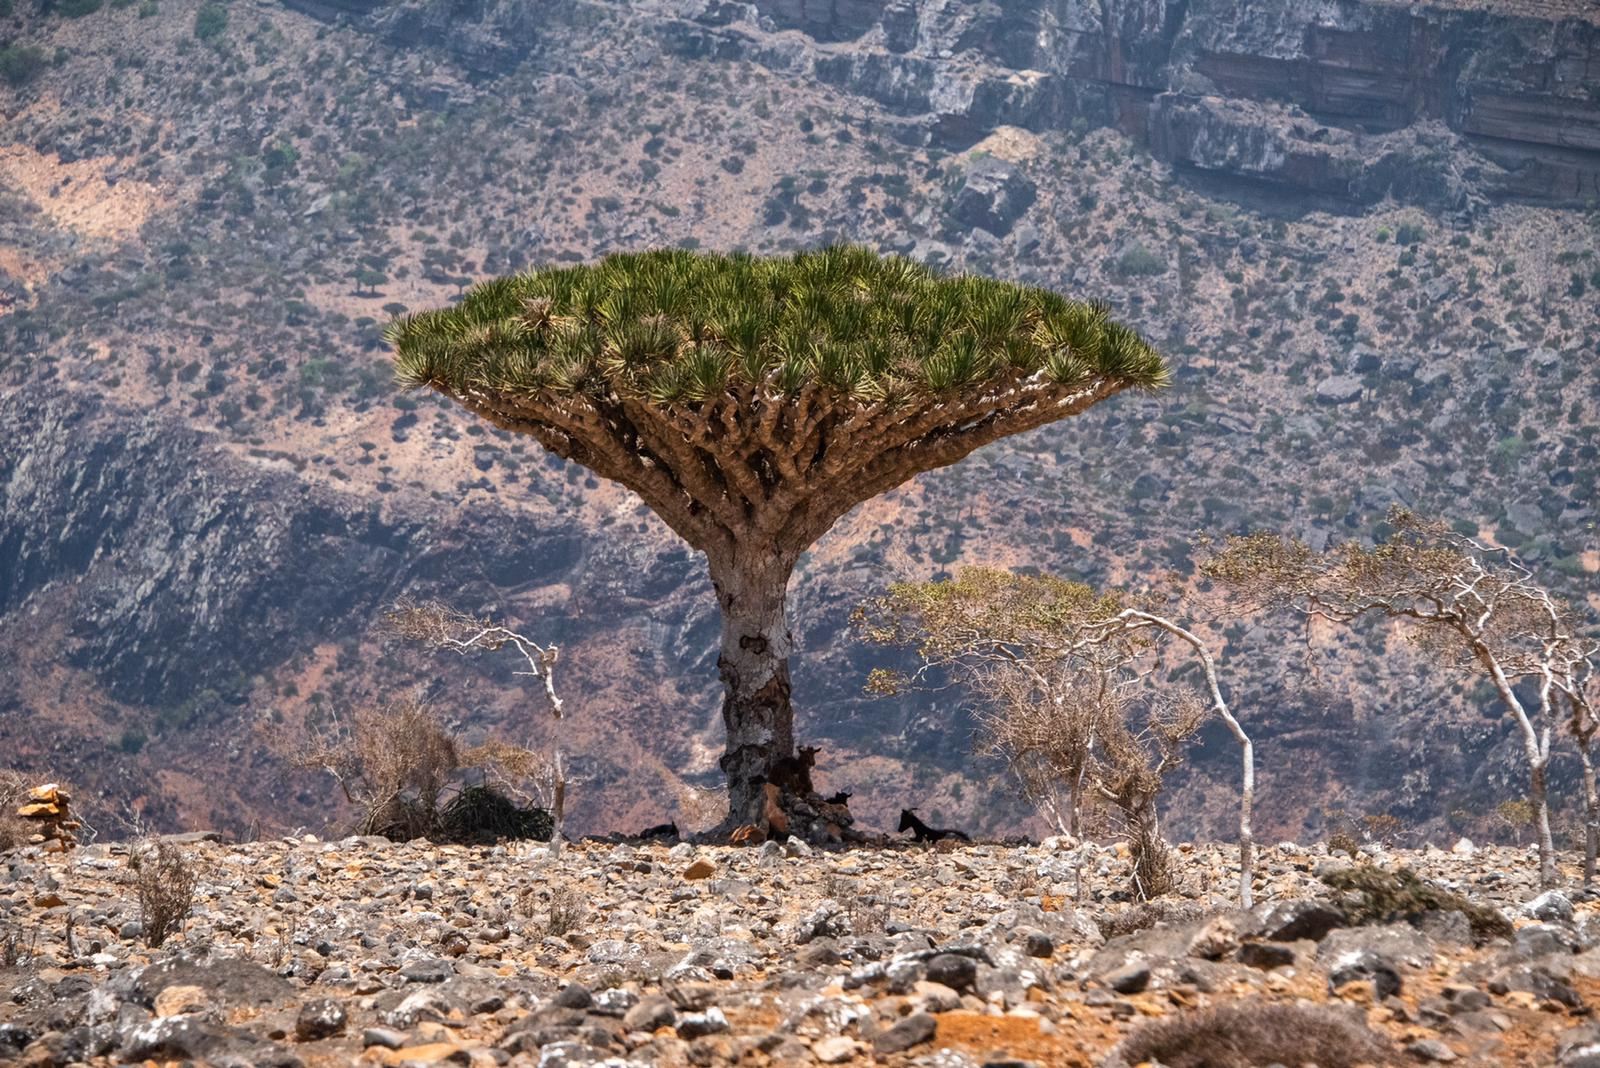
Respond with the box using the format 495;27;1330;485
710;553;798;824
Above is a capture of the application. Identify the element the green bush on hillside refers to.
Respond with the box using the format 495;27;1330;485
0;45;47;87
194;1;227;40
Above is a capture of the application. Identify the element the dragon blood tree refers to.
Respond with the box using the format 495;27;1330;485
387;246;1168;821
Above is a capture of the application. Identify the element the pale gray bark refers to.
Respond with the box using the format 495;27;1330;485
1120;610;1255;908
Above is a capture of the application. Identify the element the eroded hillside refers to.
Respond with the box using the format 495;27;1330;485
0;0;1596;843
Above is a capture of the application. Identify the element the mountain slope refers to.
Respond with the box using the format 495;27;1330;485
0;0;1596;844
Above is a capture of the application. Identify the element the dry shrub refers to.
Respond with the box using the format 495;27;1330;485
297;696;459;840
1320;864;1513;944
821;874;889;935
440;782;552;843
519;883;587;937
0;771;33;853
1097;899;1208;940
130;839;198;948
1104;1001;1397;1068
1;923;40;966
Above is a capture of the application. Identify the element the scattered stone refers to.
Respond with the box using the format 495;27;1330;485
873;1012;937;1054
554;983;594;1010
152;985;208;1018
1408;1038;1459;1062
924;953;978;993
1525;890;1575;924
1315;375;1364;404
1237;942;1296;970
364;1028;409;1050
947;156;1037;237
676;1006;729;1039
1328;949;1402;1000
813;1035;863;1063
295;999;347;1041
1259;899;1345;942
1021;930;1054;958
684;859;716;880
0;836;1584;1068
14;783;82;851
1103;961;1152;995
623;995;677;1032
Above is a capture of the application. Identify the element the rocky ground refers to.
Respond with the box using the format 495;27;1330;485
4;834;1600;1067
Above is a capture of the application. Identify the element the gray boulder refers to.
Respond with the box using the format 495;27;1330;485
947;156;1037;237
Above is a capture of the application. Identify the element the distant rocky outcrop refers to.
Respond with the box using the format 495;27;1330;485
301;0;1600;211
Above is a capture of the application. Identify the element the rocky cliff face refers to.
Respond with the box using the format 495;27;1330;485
312;0;1599;211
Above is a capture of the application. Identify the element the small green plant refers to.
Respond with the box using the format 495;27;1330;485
193;2;227;40
1114;243;1166;277
0;44;47;87
56;0;104;16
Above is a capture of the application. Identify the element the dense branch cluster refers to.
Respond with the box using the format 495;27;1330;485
387;246;1166;557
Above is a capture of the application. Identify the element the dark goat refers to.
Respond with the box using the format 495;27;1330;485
898;809;969;843
769;745;819;795
636;821;679;841
823;790;853;806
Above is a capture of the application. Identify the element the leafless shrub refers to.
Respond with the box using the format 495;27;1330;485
821;874;889;935
1096;899;1208;940
130;839;198;948
295;695;459;840
1093;688;1208;900
1328;829;1362;857
519;883;587;938
976;663;1102;838
1103;1001;1397;1068
386;599;572;852
1;923;40;967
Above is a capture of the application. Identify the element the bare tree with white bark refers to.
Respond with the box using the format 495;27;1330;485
385;598;572;854
856;568;1259;905
1202;506;1595;889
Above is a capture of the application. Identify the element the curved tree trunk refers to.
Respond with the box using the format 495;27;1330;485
710;552;798;823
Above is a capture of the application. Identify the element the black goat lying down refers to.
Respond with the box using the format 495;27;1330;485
823;790;852;806
635;821;679;841
898;808;970;843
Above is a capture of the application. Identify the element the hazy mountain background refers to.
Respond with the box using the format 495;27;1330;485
1;0;1596;845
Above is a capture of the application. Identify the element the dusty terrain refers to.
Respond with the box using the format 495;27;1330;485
4;831;1600;1067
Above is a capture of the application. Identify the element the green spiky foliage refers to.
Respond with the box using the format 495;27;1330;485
387;246;1168;818
390;245;1165;406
